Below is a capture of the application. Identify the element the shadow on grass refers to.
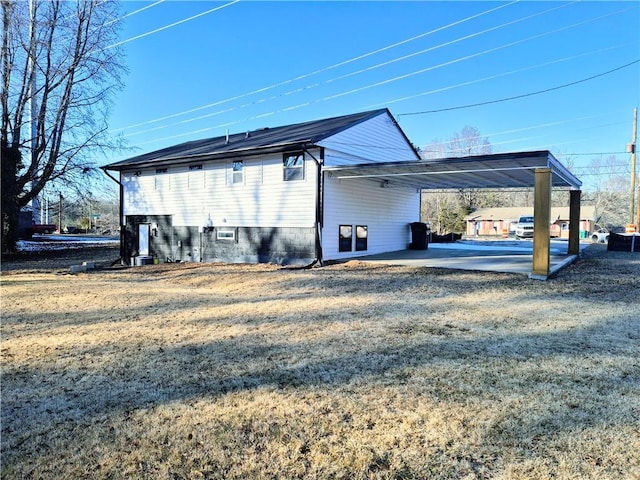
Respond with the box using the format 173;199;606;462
2;252;639;477
3;311;638;444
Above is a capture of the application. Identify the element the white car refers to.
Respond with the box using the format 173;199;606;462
514;216;534;239
591;228;609;244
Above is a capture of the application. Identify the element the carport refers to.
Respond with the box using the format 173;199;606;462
323;150;583;280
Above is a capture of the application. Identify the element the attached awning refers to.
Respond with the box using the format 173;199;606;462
322;150;581;190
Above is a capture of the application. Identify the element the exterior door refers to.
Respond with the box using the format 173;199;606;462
138;224;150;255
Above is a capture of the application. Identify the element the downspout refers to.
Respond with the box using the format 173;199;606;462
303;147;324;267
101;167;126;266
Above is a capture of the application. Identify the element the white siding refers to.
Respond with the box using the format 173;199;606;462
122;152;318;228
319;113;419;166
322;175;420;261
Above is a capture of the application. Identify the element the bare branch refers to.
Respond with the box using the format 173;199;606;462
3;0;125;209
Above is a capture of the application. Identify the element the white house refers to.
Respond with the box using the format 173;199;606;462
102;109;423;266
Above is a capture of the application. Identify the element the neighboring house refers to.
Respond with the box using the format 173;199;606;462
464;206;597;239
102;109;422;266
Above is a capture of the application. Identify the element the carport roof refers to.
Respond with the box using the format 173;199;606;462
323;150;581;190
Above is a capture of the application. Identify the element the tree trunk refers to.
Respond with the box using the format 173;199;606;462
1;141;22;252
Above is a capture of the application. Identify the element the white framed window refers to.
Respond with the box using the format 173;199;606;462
188;164;204;189
283;152;304;181
339;225;352;252
355;225;368;251
155;167;168;190
232;161;243;185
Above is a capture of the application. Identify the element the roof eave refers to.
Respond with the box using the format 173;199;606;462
547;152;582;189
102;140;317;172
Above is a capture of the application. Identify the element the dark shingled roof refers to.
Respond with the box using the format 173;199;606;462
103;109;395;171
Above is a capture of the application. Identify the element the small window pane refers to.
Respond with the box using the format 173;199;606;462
283;153;304;181
339;225;352;252
356;225;368;251
232;161;243;184
216;228;236;241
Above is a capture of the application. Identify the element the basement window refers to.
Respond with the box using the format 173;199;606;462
283;152;304;181
339;225;352;252
216;227;236;241
355;225;368;251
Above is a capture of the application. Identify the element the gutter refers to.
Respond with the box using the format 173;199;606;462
302;147;324;268
100;166;125;265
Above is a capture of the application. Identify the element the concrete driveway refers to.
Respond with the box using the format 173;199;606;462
356;239;591;276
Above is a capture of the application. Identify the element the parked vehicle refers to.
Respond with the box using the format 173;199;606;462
514;215;534;239
22;221;57;238
591;228;610;244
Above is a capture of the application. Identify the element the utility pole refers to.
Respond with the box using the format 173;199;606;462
637;183;640;229
629;107;638;228
58;192;63;233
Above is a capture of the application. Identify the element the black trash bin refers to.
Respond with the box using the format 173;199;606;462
409;222;429;250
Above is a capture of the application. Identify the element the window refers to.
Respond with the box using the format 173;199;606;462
232;161;243;185
355;225;368;251
188;164;204;189
283;152;304;181
339;225;352;252
155;168;168;190
216;227;236;241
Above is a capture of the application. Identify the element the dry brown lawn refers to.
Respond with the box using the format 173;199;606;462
1;245;639;479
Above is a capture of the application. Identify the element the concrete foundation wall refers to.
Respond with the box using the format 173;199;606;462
125;215;315;265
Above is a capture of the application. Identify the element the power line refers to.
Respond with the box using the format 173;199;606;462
418;113;629;154
369;44;636;111
110;1;520;132
398;60;639;116
121;0;577;139
561;153;629;157
123;4;638;152
126;6;634;144
105;0;165;26
303;1;577;91
104;0;240;50
132;43;634;148
318;6;636;104
575;171;630;176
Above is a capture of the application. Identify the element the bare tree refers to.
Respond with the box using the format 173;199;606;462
1;0;125;251
420;126;493;233
422;125;492;160
582;155;630;228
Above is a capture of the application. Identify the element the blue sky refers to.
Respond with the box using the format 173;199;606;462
106;1;640;185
